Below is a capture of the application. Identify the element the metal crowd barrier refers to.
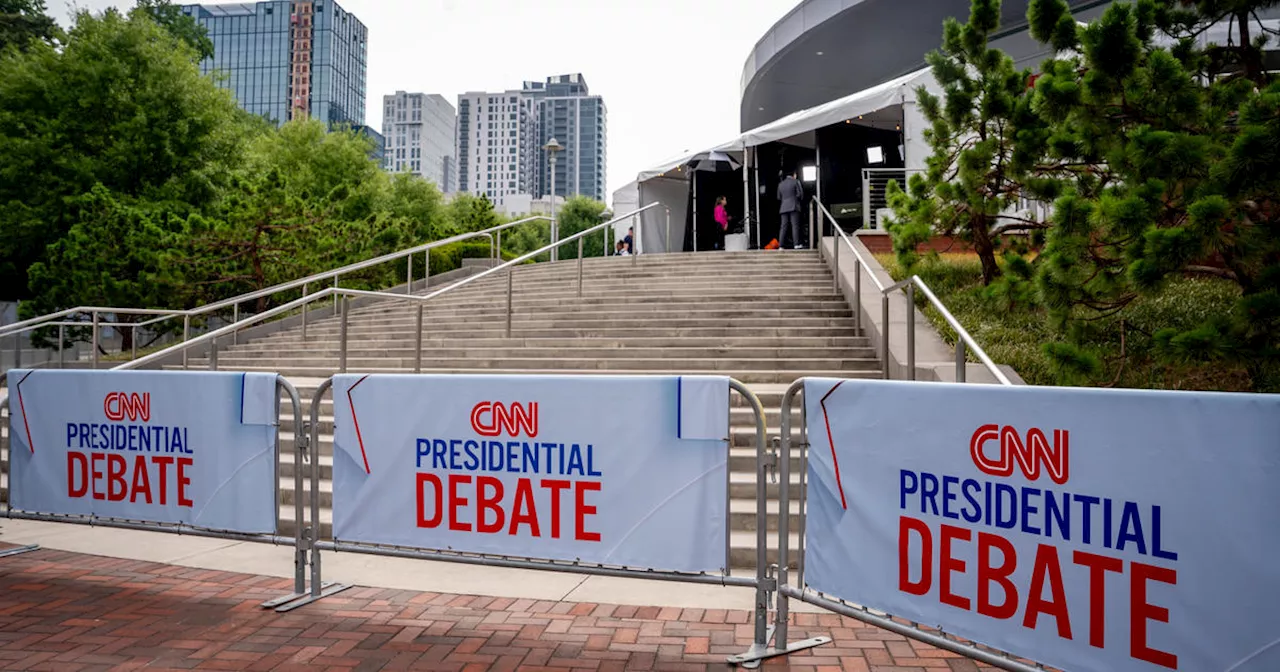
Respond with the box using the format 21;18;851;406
303;374;825;667
773;378;1042;672
0;371;321;613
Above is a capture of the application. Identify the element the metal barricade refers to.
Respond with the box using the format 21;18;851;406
772;378;1043;671
302;374;821;667
0;371;320;613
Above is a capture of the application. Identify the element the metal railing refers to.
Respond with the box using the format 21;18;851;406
861;168;923;230
112;204;663;372
816;202;1012;385
0;216;553;369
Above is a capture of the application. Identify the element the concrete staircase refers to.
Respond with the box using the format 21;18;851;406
2;251;881;569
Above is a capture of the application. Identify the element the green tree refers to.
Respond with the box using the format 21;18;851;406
0;0;58;52
180;120;417;308
132;0;214;61
886;0;1046;285
553;196;610;259
0;9;249;299
445;192;504;234
1027;0;1279;390
24;186;184;351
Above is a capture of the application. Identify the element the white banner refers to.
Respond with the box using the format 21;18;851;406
331;374;730;572
6;369;280;533
803;378;1280;672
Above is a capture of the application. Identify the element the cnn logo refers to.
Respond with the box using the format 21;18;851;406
470;401;538;438
969;424;1069;484
104;392;150;422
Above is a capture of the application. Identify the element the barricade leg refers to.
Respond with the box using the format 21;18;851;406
0;390;42;558
272;377;350;612
725;381;829;668
260;376;324;610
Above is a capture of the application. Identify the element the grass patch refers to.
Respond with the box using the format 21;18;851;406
875;253;1253;391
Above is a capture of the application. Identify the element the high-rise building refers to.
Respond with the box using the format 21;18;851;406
455;90;540;208
382;92;456;192
524;74;608;203
181;1;368;126
454;74;608;207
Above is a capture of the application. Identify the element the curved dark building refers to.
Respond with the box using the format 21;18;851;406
740;0;1112;130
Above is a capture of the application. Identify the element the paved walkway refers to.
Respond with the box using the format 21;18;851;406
0;542;993;671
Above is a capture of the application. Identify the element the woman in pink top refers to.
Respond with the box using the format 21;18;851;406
713;196;730;251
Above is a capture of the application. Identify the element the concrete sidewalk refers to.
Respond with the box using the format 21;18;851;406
0;519;775;612
0;537;992;671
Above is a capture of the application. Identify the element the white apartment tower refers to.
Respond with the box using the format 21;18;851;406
455;90;541;208
382;92;456;193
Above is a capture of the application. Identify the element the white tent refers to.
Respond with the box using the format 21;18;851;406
633;67;939;250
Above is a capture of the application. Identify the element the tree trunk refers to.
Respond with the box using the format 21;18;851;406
1236;11;1266;88
119;318;134;353
971;214;1002;285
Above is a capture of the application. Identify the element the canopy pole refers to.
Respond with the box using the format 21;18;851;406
742;148;750;250
816;142;823;246
752;147;762;249
693;173;698;253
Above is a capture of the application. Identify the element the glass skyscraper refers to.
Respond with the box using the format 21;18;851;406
525;74;607;203
181;1;367;127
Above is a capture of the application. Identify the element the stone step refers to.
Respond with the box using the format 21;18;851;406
291;306;857;323
249;335;871;350
274;322;860;339
187;366;875;385
193;356;880;372
224;346;879;361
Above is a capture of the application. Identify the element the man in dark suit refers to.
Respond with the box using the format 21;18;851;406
777;169;805;249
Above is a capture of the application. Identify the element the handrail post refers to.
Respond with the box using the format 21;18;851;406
577;238;584;297
406;253;413;295
182;314;190;370
339;297;349;374
232;303;239;345
57;325;65;369
505;269;514;338
631;214;638;265
906;283;916;381
91;311;99;370
495;231;501;261
131;325;137;361
12;333;20;371
333;275;340;316
424;250;430;289
209;334;218;371
854;260;863;335
665;207;671;254
301;283;308;341
832;235;840;294
809;200;816;250
956;339;967;383
881;296;890;380
414;304;424;374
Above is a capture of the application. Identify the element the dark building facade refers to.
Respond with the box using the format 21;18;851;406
181;1;367;127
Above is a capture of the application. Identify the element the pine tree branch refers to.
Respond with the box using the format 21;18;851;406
1184;265;1238;280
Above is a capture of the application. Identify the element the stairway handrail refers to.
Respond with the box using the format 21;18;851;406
0;215;553;339
815;201;1012;386
113;204;662;371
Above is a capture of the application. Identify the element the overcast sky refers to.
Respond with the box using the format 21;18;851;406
51;0;797;204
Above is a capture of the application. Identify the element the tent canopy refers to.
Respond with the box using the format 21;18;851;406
634;67;937;186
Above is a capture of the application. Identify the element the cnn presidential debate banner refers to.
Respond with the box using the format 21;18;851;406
803;378;1280;672
331;374;730;572
5;369;280;533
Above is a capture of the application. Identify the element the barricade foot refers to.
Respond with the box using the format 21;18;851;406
0;544;40;558
726;634;831;668
272;582;352;613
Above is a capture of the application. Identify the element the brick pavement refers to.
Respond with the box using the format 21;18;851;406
0;543;997;671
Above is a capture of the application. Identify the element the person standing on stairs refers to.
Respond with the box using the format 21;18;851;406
777;169;805;250
713;196;731;251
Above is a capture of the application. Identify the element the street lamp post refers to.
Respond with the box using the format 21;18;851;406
544;138;564;262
